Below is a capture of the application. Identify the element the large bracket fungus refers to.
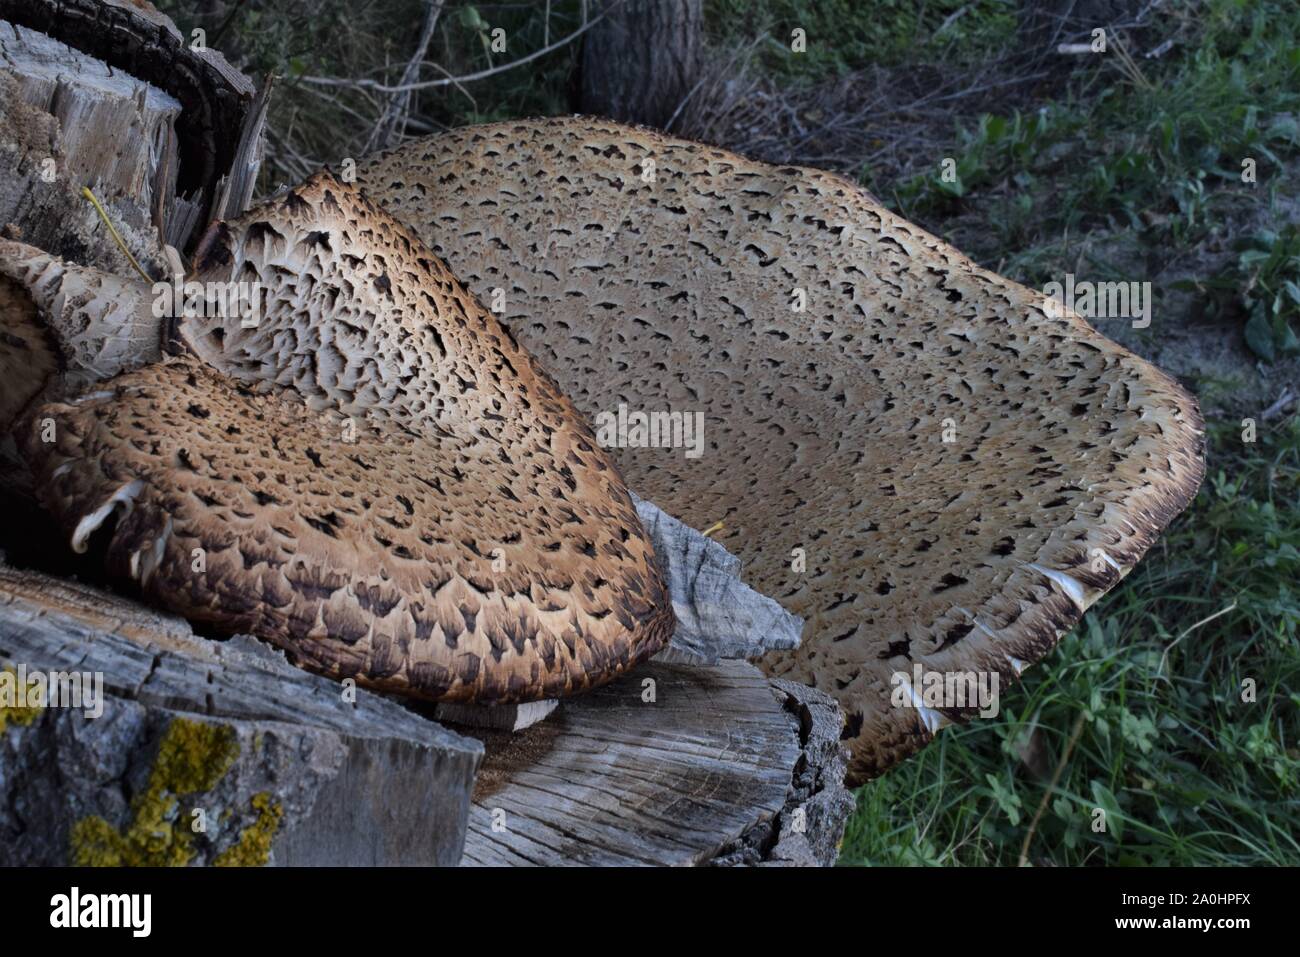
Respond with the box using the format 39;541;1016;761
20;174;676;704
2;90;1204;790
355;116;1207;781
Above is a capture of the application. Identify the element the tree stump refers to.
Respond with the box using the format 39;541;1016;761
0;558;853;866
461;660;852;866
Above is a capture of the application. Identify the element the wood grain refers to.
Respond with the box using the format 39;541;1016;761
461;659;799;866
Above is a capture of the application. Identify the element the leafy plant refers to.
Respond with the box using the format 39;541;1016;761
1236;226;1300;361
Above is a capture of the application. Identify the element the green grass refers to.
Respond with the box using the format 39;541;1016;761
1189;224;1300;360
890;1;1300;227
883;0;1300;340
840;418;1300;866
707;0;1015;78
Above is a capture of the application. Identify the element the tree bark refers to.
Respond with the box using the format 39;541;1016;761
580;0;702;130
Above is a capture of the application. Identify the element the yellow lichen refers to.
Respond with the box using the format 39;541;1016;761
67;816;126;867
0;665;45;733
70;716;240;866
213;793;283;867
151;716;240;795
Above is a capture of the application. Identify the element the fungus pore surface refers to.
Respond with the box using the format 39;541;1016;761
355;116;1206;780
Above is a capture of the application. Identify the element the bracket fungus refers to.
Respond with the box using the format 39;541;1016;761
19;173;675;704
0;239;161;497
355;116;1207;781
0;239;161;415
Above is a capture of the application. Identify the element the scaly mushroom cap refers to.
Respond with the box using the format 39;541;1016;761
0;239;161;498
21;173;675;704
0;238;161;430
356;117;1206;779
0;273;58;439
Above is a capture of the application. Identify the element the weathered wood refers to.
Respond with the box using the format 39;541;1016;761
0;0;257;255
0;559;850;867
712;678;855;867
0;21;175;275
0;564;482;866
209;74;272;226
460;658;839;866
634;494;804;664
1;23;180;224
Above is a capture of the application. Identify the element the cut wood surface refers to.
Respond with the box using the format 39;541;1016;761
720;677;856;866
460;658;848;866
0;20;173;275
1;22;180;228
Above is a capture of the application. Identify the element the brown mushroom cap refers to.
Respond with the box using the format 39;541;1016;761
21;173;675;704
0;238;161;430
0;273;58;440
355;116;1206;780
